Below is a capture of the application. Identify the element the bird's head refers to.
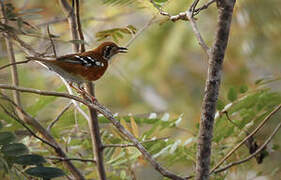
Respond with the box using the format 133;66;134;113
96;42;128;60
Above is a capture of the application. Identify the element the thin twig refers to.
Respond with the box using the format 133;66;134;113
194;0;216;16
46;25;57;57
0;85;86;180
0;104;56;149
125;17;155;48
210;103;281;174
189;0;200;15
0;60;31;71
224;111;241;129
46;156;96;164
150;0;170;17
213;122;281;174
150;0;210;56
103;137;169;149
0;84;186;180
37;12;134;27
9;33;41;56
0;1;22;108
47;102;73;132
59;0;79;52
75;0;85;52
186;11;210;56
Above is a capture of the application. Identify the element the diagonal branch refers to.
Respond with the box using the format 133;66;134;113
0;96;56;149
46;156;96;164
186;11;210;56
213;122;281;174
47;102;73;132
103;137;169;149
150;0;210;56
0;60;31;71
210;103;281;174
194;0;216;16
0;84;186;180
0;91;85;180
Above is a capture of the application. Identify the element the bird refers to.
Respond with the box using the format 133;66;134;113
26;42;128;100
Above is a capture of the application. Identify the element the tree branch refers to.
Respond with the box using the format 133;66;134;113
46;156;96;164
194;0;216;16
47;102;73;132
150;0;210;56
59;0;79;52
0;91;85;180
195;0;236;179
0;96;56;149
125;17;155;48
213;122;281;174
186;11;210;56
103;137;169;149
0;60;31;71
0;84;186;180
46;25;57;57
210;103;281;174
59;0;106;179
0;1;22;109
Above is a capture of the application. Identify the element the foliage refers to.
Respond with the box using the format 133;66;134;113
96;25;137;43
0;124;64;179
0;0;280;179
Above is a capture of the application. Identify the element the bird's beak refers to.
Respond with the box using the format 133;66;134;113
117;47;128;53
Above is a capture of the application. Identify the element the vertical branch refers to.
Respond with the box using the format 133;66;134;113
195;0;236;180
59;0;107;179
59;0;79;52
75;0;106;179
75;0;106;178
47;25;57;57
0;1;22;108
1;2;85;179
75;0;85;52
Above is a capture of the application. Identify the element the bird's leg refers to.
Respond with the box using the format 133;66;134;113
79;85;97;103
68;82;81;93
69;82;87;98
68;82;97;103
78;84;97;103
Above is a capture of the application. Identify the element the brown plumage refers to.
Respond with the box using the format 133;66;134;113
26;42;127;85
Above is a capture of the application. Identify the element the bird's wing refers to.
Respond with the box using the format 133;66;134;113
57;54;102;67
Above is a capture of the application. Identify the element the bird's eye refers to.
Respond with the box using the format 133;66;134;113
103;46;113;60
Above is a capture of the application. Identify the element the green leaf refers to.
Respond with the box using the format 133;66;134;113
216;99;225;111
0;121;3;130
255;78;264;85
1;143;28;156
68;39;88;45
14;154;46;165
18;8;43;14
0;132;16;145
103;0;135;6
239;85;248;93
227;87;237;102
25;167;65;179
272;144;280;150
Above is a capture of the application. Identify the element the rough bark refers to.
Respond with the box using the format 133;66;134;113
195;0;236;180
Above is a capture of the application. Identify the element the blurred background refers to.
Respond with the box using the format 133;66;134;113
0;0;280;179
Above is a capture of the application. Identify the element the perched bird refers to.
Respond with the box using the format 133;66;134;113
26;42;127;98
